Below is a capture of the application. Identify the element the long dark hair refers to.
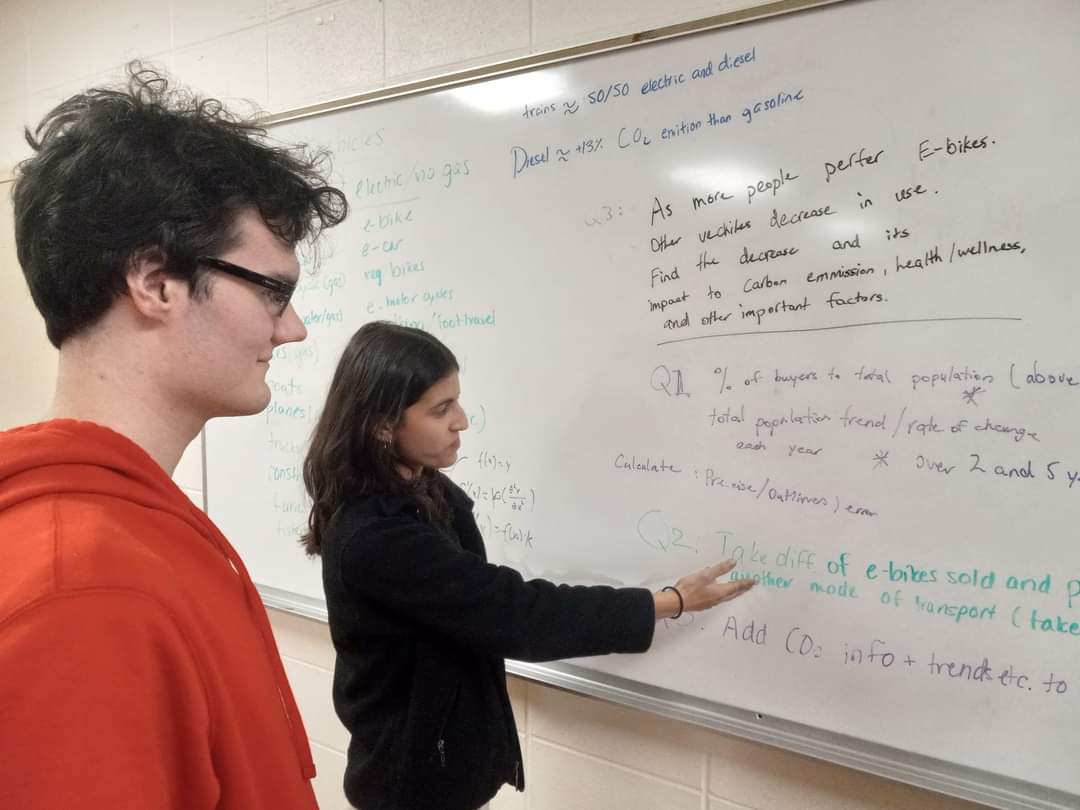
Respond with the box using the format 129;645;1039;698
301;321;459;556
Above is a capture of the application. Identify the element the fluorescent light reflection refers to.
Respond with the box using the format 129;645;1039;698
450;73;567;114
819;215;879;239
669;162;767;193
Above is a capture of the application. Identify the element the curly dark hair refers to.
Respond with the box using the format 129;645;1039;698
11;62;348;348
301;322;460;556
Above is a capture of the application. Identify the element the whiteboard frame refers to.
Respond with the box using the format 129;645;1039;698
228;2;1078;808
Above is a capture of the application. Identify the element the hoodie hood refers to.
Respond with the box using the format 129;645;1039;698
0;419;218;547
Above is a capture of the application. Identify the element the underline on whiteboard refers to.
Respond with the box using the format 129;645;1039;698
353;196;421;210
656;316;1023;346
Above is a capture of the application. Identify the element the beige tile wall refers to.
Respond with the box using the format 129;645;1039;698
1;0;990;807
268;609;986;810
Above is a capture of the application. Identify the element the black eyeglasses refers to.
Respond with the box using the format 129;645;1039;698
196;256;297;317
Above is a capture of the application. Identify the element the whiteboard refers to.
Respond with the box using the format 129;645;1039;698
205;1;1080;806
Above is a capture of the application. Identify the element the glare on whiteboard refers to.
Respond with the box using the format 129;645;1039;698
450;73;566;114
669;162;765;192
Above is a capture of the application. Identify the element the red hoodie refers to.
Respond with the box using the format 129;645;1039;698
0;420;319;809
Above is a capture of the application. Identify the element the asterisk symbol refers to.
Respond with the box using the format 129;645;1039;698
962;386;984;405
872;450;889;469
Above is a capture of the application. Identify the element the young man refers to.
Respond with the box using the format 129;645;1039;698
0;66;347;808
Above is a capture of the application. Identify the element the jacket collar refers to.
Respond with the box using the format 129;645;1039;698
366;473;474;518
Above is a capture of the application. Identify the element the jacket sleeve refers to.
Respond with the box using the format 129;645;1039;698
337;514;655;662
0;590;218;810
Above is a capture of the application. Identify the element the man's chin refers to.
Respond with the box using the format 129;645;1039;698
210;389;273;419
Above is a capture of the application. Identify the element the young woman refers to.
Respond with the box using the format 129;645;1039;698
302;321;754;810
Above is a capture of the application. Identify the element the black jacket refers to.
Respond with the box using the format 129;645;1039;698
321;475;656;810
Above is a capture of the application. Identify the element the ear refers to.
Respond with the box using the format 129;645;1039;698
126;247;188;321
375;420;395;445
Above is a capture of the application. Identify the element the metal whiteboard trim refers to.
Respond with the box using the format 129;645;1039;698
504;660;1074;810
199;427;209;513
258;584;329;622
260;0;848;127
255;586;1074;810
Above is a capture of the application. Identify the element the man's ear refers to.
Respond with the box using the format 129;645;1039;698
126;247;186;320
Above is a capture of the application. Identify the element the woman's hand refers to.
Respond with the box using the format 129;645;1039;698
654;560;753;619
